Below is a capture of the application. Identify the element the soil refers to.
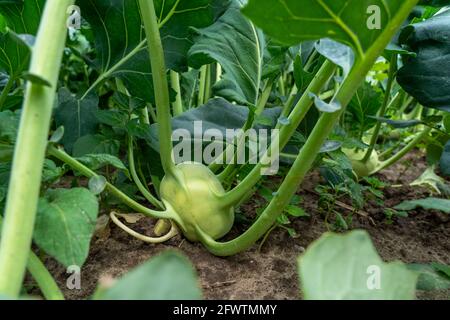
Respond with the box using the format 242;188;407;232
40;151;450;300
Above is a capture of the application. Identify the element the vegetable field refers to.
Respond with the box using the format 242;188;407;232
0;0;449;301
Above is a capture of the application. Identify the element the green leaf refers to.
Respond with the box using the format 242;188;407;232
0;110;19;142
188;1;264;105
432;263;450;278
76;153;128;173
55;88;99;153
397;10;450;112
284;205;309;218
293;55;314;94
148;97;281;152
242;0;404;58
408;264;450;291
34;188;99;267
72;134;120;157
394;197;450;213
347;83;383;133
315;39;354;77
42;159;63;184
80;0;226;102
370;117;423;129
298;230;418;300
22;72;51;87
98;251;202;300
49;126;65;144
410;166;445;193
309;92;341;113
0;0;43;78
89;175;107;195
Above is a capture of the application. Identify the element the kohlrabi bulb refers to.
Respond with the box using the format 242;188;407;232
160;163;234;242
342;148;380;178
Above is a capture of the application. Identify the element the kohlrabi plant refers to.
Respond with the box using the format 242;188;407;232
1;0;447;301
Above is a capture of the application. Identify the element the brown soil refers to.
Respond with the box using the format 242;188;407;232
41;151;450;300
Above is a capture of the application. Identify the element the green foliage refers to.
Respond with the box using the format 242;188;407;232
0;0;44;78
408;263;450;291
242;0;404;57
34;188;99;267
189;1;264;105
298;230;418;299
54;88;99;153
394;197;450;213
347;83;384;134
1;0;446;301
79;0;227;102
397;10;450;112
98;251;202;300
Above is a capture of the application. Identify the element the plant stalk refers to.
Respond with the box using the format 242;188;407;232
47;145;172;221
170;70;183;116
199;0;419;255
370;127;432;175
27;252;65;300
128;137;163;209
362;54;398;162
221;60;337;207
138;0;175;176
0;0;74;297
198;65;208;106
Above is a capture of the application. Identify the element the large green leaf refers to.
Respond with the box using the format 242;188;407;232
397;10;450;112
394;197;450;213
242;0;404;58
72;134;120;157
54;88;99;153
298;230;418;300
189;0;264;105
34;188;99;267
98;251;202;300
346;82;383;133
79;0;227;102
148;97;281;152
0;0;44;78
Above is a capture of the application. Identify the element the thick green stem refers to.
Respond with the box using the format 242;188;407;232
205;64;212;101
0;75;15;111
27;252;65;300
221;60;337;207
170;70;183;116
363;54;398;162
199;1;419;255
255;79;274;115
128;137;163;209
278;76;285;97
215;63;222;83
140;107;150;125
47;145;172;220
371;127;432;175
217;79;275;181
0;0;74;297
138;0;175;176
147;103;157;123
198;65;208;106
